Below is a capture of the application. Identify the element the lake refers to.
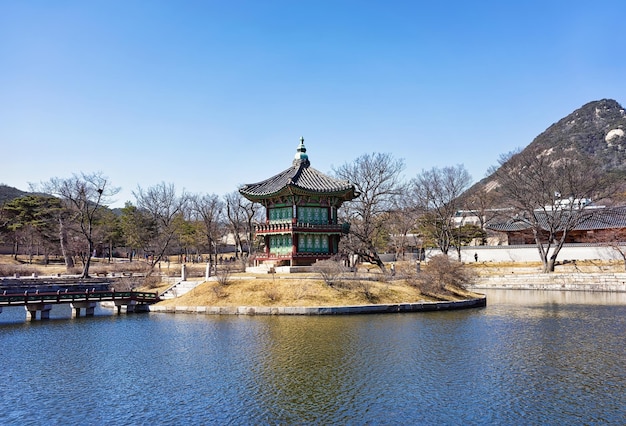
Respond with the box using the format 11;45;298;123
1;290;625;425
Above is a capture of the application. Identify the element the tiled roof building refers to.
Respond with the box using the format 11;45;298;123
487;206;626;245
239;137;359;267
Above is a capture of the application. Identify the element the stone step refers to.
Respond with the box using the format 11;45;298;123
160;280;204;299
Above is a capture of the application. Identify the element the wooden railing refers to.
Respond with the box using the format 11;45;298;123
256;222;345;233
0;289;160;306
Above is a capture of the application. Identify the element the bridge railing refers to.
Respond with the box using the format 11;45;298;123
0;290;160;306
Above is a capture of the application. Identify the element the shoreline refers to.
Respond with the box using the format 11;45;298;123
149;296;487;316
149;271;626;316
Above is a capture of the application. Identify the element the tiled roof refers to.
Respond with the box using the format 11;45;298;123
240;161;355;198
487;206;626;232
239;140;357;199
574;206;626;230
486;219;530;232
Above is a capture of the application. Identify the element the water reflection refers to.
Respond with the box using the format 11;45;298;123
484;288;626;306
0;290;624;424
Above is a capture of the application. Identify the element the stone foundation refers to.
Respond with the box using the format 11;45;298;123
149;297;486;316
471;272;626;292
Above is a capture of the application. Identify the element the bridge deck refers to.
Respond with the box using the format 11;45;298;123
0;290;159;306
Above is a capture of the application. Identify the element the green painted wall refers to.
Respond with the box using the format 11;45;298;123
298;233;330;253
269;234;292;255
297;207;328;224
269;206;292;223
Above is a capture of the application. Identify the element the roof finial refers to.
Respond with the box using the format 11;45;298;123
293;136;309;166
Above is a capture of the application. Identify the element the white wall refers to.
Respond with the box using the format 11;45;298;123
457;245;623;263
382;244;625;263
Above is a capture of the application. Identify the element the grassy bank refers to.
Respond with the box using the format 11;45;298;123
11;255;622;308
154;272;482;308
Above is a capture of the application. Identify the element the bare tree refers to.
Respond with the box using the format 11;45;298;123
133;182;187;273
411;165;473;260
333;153;405;271
35;172;119;277
595;229;626;271
491;149;615;272
224;191;261;262
462;186;501;245
386;197;419;260
312;256;349;287
189;193;224;267
583;208;626;271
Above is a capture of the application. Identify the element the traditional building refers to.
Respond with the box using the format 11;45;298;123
239;137;359;267
486;206;626;245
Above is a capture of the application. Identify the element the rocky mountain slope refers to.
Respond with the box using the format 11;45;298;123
472;99;626;202
529;98;626;171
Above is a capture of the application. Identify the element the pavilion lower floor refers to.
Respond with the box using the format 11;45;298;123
255;232;342;267
253;252;336;267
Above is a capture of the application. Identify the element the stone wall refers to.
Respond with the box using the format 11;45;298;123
150;297;487;315
470;272;626;292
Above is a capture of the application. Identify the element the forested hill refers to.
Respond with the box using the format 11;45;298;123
0;185;28;205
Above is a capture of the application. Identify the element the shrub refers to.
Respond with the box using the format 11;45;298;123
412;255;475;295
211;283;228;299
291;282;310;300
0;264;39;277
111;277;135;291
353;279;378;303
264;286;281;302
142;275;162;289
312;257;349;287
215;264;234;286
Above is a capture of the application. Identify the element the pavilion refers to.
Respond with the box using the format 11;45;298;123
239;137;359;268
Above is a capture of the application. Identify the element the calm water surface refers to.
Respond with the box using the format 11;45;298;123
1;290;625;425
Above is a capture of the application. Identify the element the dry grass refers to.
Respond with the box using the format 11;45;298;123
154;271;482;308
10;254;619;308
466;259;624;275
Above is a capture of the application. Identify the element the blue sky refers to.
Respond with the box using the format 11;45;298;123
2;1;625;207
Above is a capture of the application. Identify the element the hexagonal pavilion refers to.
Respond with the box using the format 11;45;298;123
239;137;358;267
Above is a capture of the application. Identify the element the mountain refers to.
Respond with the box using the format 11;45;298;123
0;185;29;205
471;99;626;202
526;98;626;171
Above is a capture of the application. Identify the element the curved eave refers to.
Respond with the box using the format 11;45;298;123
240;184;358;202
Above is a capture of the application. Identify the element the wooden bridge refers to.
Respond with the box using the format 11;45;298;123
0;289;160;321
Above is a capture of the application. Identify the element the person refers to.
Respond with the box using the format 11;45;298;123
474;252;478;262
390;262;396;276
